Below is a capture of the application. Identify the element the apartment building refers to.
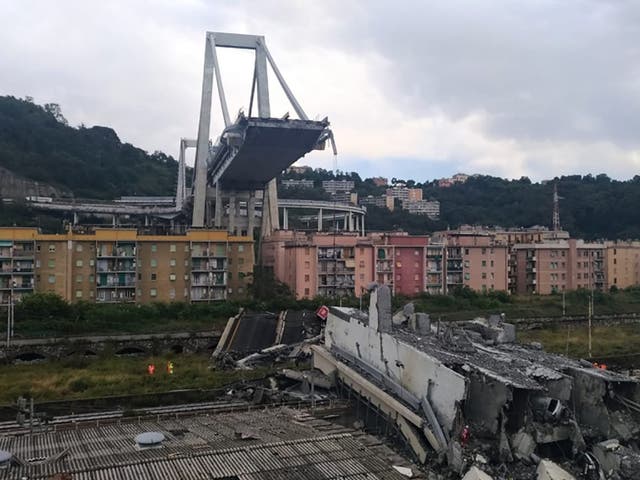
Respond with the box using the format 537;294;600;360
605;241;640;289
442;235;509;294
0;228;37;308
373;234;429;296
0;227;253;305
510;240;605;294
359;195;394;210
402;199;440;219
281;179;314;189
262;231;373;299
321;180;355;194
386;185;423;203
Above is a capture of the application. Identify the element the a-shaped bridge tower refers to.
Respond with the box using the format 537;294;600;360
191;32;334;236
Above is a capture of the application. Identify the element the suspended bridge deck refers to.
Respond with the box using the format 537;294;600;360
208;115;329;191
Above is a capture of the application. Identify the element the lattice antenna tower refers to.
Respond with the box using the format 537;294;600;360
552;182;561;232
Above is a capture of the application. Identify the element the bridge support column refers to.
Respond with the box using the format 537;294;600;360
283;207;289;230
214;184;223;228
248;193;256;235
228;193;236;235
318;208;323;232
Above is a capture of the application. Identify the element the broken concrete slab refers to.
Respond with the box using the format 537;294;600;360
536;459;576;480
411;312;431;335
511;430;536;461
462;466;494;480
392;465;414;477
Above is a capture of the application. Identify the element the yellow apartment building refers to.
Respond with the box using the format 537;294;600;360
0;227;253;306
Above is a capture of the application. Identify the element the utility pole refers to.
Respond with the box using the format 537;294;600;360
562;291;566;317
587;252;593;358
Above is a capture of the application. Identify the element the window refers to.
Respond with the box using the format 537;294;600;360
184;274;189;281
465;248;469;255
490;272;494;280
170;244;176;252
184;244;190;252
482;248;486;254
169;274;176;281
151;244;157;252
48;275;55;284
76;244;83;252
48;259;55;268
482;272;487;279
151;273;157;281
36;260;41;268
238;245;244;253
304;261;310;268
76;274;83;283
169;288;176;299
170;258;176;267
89;259;94;267
614;258;617;265
414;274;419;281
75;290;83;298
184;260;189;267
304;274;310;282
396;261;402;268
48;244;56;253
36;245;41;252
577;273;581;279
490;260;494;267
396;274;401;280
305;247;310;255
414;250;420;256
304;288;310;296
481;260;486;267
150;259;157;268
76;259;83;267
239;258;244;265
150;288;157;297
360;273;364;280
359;260;365;268
464;260;469;268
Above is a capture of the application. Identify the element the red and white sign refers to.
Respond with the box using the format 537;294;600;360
316;305;329;320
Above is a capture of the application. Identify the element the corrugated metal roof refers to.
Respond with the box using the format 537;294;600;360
0;407;421;480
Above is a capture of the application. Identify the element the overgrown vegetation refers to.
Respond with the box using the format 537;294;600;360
0;96;179;200
11;287;640;338
519;324;640;360
0;353;271;404
279;168;640;239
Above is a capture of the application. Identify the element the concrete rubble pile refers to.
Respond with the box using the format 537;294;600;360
211;309;322;369
309;284;640;480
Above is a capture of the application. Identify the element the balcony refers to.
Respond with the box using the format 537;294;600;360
97;246;136;258
191;259;226;272
96;291;136;303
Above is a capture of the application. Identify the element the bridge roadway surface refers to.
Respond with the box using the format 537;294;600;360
26;198;366;219
208;116;329;190
277;198;366;215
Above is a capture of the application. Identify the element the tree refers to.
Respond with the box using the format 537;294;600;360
44;103;68;125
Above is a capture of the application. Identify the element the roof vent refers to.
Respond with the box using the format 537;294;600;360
135;431;165;450
0;450;12;468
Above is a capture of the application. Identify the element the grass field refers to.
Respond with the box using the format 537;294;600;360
0;353;271;405
518;323;640;359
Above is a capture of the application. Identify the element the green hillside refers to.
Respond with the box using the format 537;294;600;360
0;96;178;199
279;171;640;240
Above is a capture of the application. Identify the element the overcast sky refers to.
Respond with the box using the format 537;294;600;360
1;0;639;182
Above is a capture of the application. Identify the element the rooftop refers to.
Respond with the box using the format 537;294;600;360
0;407;421;479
